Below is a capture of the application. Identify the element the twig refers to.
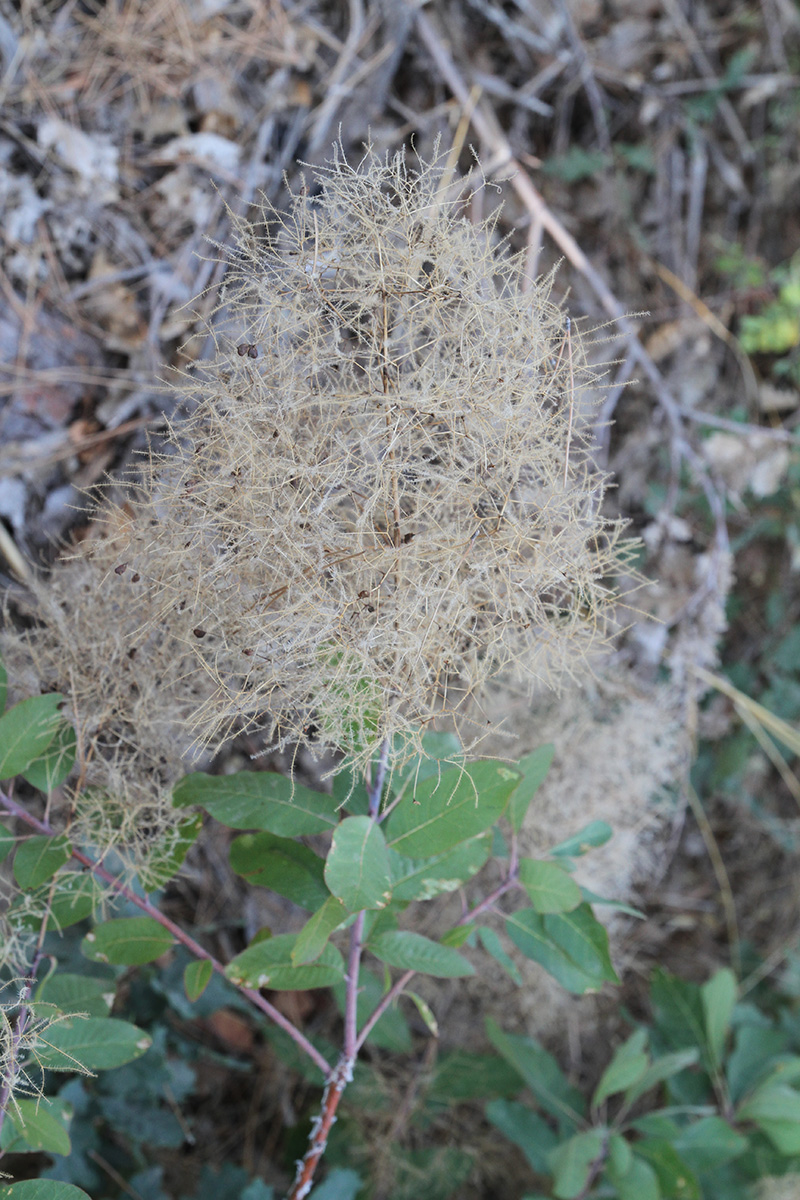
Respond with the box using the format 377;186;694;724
685;782;741;978
661;0;754;163
0;788;331;1080
286;1055;353;1200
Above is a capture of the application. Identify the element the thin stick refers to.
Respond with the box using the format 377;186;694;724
563;317;574;487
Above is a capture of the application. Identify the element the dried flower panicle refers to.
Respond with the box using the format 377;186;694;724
0;512;207;869
127;144;632;772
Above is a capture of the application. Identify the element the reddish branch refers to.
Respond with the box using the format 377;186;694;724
0;788;331;1079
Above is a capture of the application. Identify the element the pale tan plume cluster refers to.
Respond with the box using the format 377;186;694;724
3;144;633;800
119;144;633;772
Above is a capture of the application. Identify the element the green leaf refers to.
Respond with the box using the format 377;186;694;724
226;933;345;990
737;1083;800;1152
173;771;337;835
22;721;77;793
701;967;737;1070
325;816;392;911
0;822;14;864
35;1016;152;1071
478;926;522;985
624;1049;700;1106
607;1132;633;1177
607;1154;660;1200
369;930;475;978
505;905;618;994
579;887;646;919
384;760;519;857
549;1129;606;1199
486;1099;558;1173
0;652;6;712
486;1018;585;1122
0;693;64;779
13;834;72;889
8;872;103;934
307;1169;361;1200
3;1097;71;1156
633;1140;700;1200
184;959;214;1002
388;730;464;797
292;896;349;964
137;813;203;893
332;765;370;816
549;821;613;858
518;858;582;913
47;873;103;930
230;832;328;910
726;1022;786;1102
81;917;175;966
592;1028;649;1108
389;835;490;901
672;1117;747;1174
507;745;554;832
650;969;706;1054
36;973;113;1018
439;923;473;949
0;1184;91;1200
429;1053;521;1104
406;990;438;1037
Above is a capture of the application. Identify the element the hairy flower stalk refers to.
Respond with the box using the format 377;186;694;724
123;145;629;771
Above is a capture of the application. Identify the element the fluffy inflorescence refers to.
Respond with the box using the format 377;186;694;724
125;146;630;770
1;513;207;866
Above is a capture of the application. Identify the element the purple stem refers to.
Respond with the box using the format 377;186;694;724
0;788;331;1080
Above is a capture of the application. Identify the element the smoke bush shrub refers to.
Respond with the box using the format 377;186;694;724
0;145;643;1199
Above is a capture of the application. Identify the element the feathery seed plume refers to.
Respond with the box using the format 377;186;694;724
126;144;632;772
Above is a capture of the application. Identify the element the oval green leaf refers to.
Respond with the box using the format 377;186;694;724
230;831;328;910
36;973;113;1018
389;835;490;902
518;858;582;913
13;834;72;890
173;770;337;835
508;744;555;832
226;933;345;990
325;816;392;911
505;905;618;995
22;721;77;793
82;917;175;965
385;761;519;858
184;958;214;1002
549;1128;606;1200
292;896;349;965
592;1028;649;1108
0;1187;91;1200
486;1017;585;1121
0;693;64;779
35;1016;152;1071
701;966;737;1070
369;930;475;978
3;1098;71;1156
550;821;613;858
